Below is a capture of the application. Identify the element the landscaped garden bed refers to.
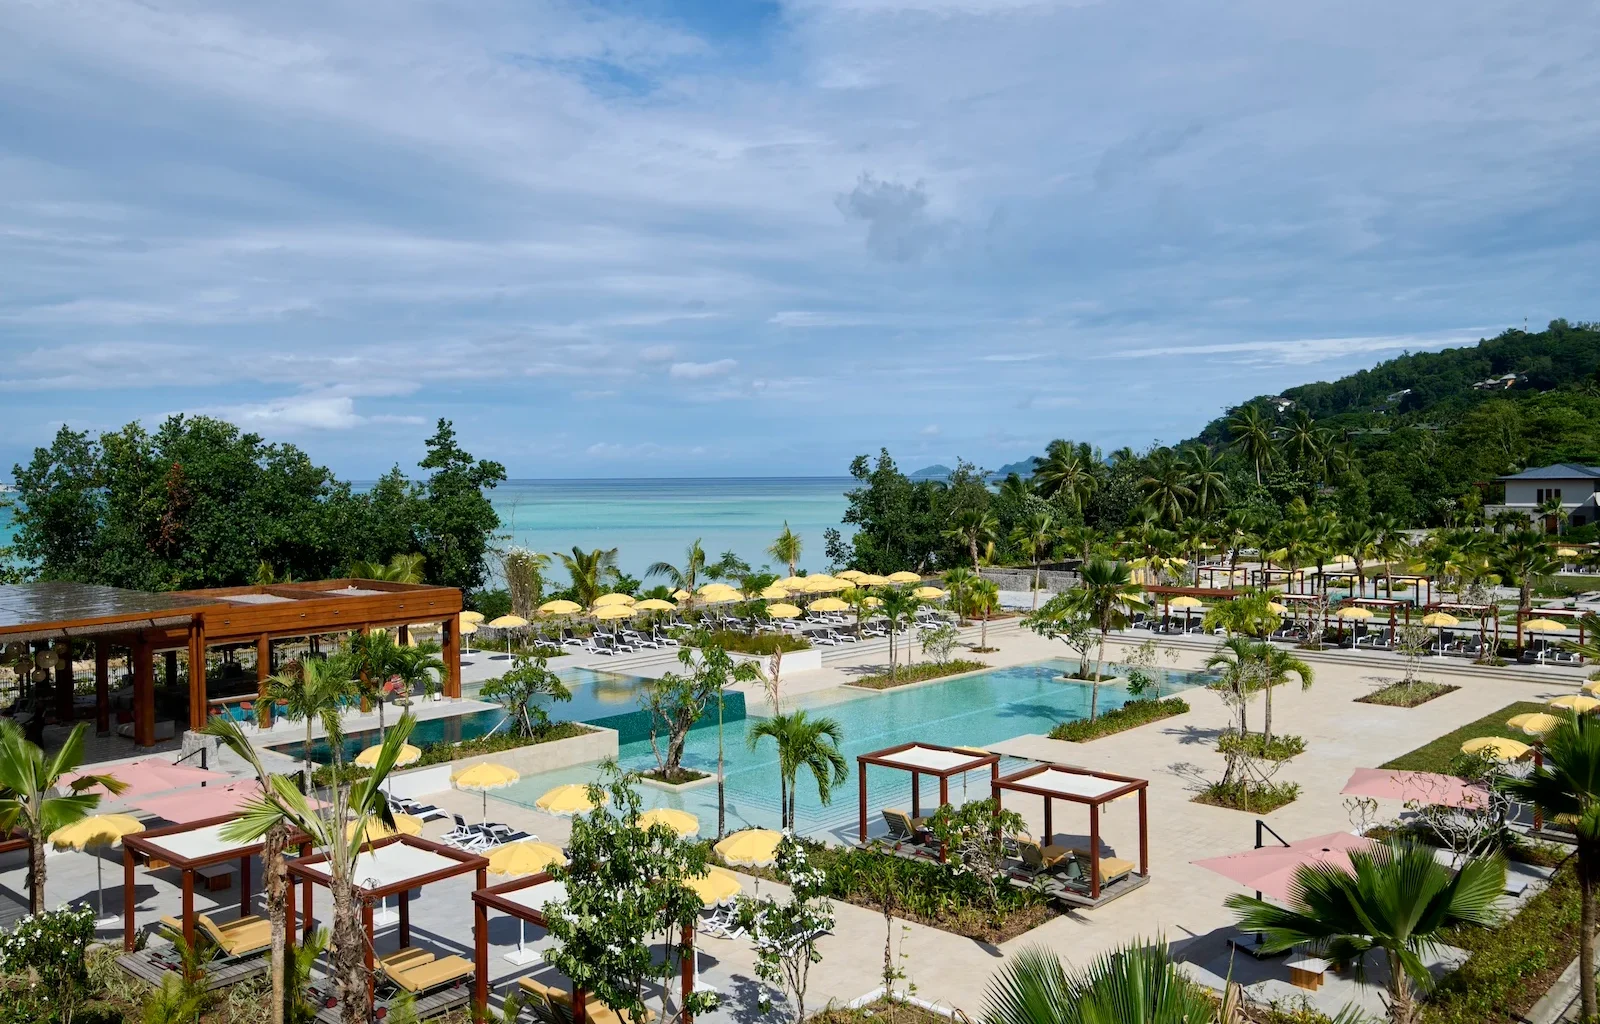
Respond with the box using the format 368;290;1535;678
1356;679;1460;707
1049;697;1189;741
695;629;812;656
847;659;987;691
1191;779;1301;814
1381;701;1548;773
813;1000;950;1024
313;721;593;785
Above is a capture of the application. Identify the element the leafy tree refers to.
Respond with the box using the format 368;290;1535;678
1494;529;1559;619
0;721;125;913
835;450;948;574
481;653;573;737
642;642;760;782
920;622;960;664
737;834;834;1024
499;548;549;619
876;587;923;683
1022;593;1096;680
746;711;848;830
412;419;506;594
557;546;620;608
768;522;803;577
929;798;1028;929
1228;841;1505;1024
1065;558;1145;718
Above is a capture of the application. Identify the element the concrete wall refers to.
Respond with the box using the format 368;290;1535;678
980;567;1078;595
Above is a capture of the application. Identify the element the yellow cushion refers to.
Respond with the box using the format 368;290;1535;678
1065;850;1134;880
390;955;472;993
380;948;434;971
198;914;270;955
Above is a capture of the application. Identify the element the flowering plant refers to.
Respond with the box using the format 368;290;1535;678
0;905;94;991
737;832;834;1023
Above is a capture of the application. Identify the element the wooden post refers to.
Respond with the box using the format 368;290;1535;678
188;622;208;732
133;638;155;748
285;870;296;956
441;616;462;699
123;847;136;951
938;776;950;863
910;770;920;819
240;856;251;917
1138;787;1149;876
1043;796;1052;843
181;870;196;977
363;900;375;1008
399;890;410;946
681;923;695;1024
474;897;489;1022
94;639;110;736
573;987;587;1024
1089;804;1101;900
256;635;273;728
858;763;868;843
55;643;74;724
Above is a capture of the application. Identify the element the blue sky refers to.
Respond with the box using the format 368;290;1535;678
1;0;1596;479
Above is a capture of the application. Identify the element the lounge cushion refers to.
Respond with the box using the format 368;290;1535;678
389;954;473;993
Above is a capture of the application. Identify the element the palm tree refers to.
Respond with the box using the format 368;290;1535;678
1205;635;1262;738
647;539;708;610
971;577;1001;650
1495;529;1560;626
1305;512;1341;597
1010;512;1055;610
877;588;923;683
1227;404;1277;485
1499;714;1600;1021
1182;445;1230;516
768;523;803;577
392;639;445;703
1279;409;1324;481
1257;644;1313;746
1372;514;1409;599
746;710;848;830
1140;450;1195;524
348;627;402;739
1033;440;1098;513
1340;520;1380;600
945;508;999;572
211;714;419;1024
267;655;357;787
557;546;620;608
347;553;426;583
942;567;975;626
1227;841;1505;1024
0;721;124;913
981;941;1218;1024
1066;559;1145;720
997;472;1033;504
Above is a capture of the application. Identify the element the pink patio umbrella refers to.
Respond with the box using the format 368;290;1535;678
136;780;267;823
1340;768;1489;810
60;759;229;801
1193;831;1376;903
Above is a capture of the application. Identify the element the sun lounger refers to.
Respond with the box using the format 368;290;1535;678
159;912;271;959
380;947;435;973
1015;837;1068;875
519;976;656;1024
384;953;475;995
881;808;930;843
1062;848;1135;888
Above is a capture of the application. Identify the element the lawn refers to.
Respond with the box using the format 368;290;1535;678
1379;701;1548;772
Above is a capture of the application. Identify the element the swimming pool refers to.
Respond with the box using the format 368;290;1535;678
493;660;1212;840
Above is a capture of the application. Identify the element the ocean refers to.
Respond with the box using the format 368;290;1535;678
0;477;856;583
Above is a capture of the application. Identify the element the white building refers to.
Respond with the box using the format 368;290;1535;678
1488;463;1600;530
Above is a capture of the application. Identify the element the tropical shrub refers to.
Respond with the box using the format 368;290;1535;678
1049;697;1189;741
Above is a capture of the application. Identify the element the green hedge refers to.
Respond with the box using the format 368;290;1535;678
1049;697;1190;741
849;659;987;690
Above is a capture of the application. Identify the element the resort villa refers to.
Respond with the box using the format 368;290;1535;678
1489;463;1600;530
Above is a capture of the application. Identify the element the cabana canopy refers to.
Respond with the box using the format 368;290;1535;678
991;764;1149;900
856;742;1001;860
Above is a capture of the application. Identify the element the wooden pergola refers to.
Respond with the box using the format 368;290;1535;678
991;764;1149;900
1194;565;1248;589
1346;597;1411;636
288;835;488;1009
1250;567;1309;592
0;579;462;747
472;871;701;1024
1514;606;1589;654
857;742;1000;861
1143;585;1241;630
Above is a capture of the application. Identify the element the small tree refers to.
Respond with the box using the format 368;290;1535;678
543;766;716;1024
737;833;835;1024
642;642;759;782
1122;637;1176;698
928;798;1028;930
1022;593;1096;682
920;623;960;665
1394;624;1434;685
481;653;573;738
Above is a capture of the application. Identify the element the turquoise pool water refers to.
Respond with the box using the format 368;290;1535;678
492;660;1211;841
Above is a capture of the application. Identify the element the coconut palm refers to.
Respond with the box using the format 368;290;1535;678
647;539;708;609
945;508;999;572
1305;512;1342;597
1204;635;1262;737
392;639;445;704
1340;520;1380;601
768;523;803;577
746;710;848;830
347;627;402;740
1372;514;1410;599
1494;529;1560;621
1010;512;1055;610
1182;445;1230;517
347;553;426;583
1227;404;1277;485
557;546;620;608
1033;440;1098;513
981;941;1218;1024
267;655;357;787
1227;841;1505;1024
1279;409;1324;480
1499;714;1600;1021
877;588;923;683
1140;450;1195;525
212;713;419;1024
0;721;125;913
1066;559;1145;720
970;577;1001;650
943;566;975;626
1257;643;1313;746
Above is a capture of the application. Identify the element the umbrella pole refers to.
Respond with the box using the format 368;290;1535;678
97;856;104;921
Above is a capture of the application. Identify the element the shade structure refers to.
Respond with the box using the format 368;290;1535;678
61;758;229;800
809;597;849;613
1524;618;1567;632
913;587;947;600
136;780;273;824
774;576;807;590
688;866;742;907
1169;595;1204;609
672;589;692;601
459;621;479;636
1339;768;1487;810
453;762;520;820
488;840;566;876
346;813;423;844
834;570;866;581
459;611;486;624
1584;681;1600;696
1192;831;1375;903
1421;612;1460;627
1461;736;1531;760
886;571;921;584
1508;712;1566;736
758;586;790;600
1550;694;1600;713
592;593;635;608
51;814;145;922
538;600;582;615
1266;602;1288;614
801;576;847;594
714;828;782;867
640;807;700;836
356;743;421;769
855;574;891;587
487;615;529;629
767;603;802;619
593;604;637;621
634;598;676;611
535;783;607;816
698;584;744;603
1335;606;1374;620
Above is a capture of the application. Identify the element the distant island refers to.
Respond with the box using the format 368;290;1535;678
908;458;1039;483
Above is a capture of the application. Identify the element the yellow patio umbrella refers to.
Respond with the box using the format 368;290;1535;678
1169;596;1203;608
688;866;743;907
51;813;145;922
715;828;782;867
698;583;744;603
913;587;947;600
1461;736;1531;761
886;571;922;584
1558;547;1580;557
640;807;700;836
488;840;567;876
855;574;891;587
346;813;423;844
673;589;692;601
1549;694;1600;713
801;576;846;593
1266;601;1288;614
1523;618;1567;632
810;597;849;613
453;762;521;820
758;586;790;600
593;604;637;620
355;742;421;768
774;576;807;590
488;614;529;654
459;610;486;625
1335;606;1374;620
458;621;479;654
593;593;635;608
861;596;884;609
1583;680;1600;696
834;570;866;581
634;598;676;612
536;783;608;817
1508;712;1566;736
767;603;802;619
1421;612;1460;627
539;599;582;615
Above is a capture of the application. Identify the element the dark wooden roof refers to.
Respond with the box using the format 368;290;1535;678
0;582;223;639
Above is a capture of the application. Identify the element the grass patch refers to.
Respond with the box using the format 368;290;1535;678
1357;679;1460;707
1380;701;1548;773
848;659;987;690
313;722;591;786
1422;864;1582;1024
697;629;811;655
812;1002;948;1024
1049;697;1190;741
1193;780;1301;814
641;766;710;785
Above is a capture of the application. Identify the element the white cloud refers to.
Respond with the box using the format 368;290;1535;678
639;345;678;362
920;424;940;436
668;359;738;380
1100;330;1490;366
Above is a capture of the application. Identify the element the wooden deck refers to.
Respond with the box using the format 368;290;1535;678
116;947;268;991
314;983;471;1023
1005;868;1151;909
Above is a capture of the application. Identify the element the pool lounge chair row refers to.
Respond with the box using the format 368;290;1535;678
441;814;533;851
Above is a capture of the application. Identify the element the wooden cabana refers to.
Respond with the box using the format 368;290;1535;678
1194;566;1248;590
1144;585;1241;631
1515;606;1589;655
991;764;1149;902
1377;573;1434;604
857;742;1001;861
1348;597;1411;638
1424;602;1498;650
1250;567;1309;593
472;871;701;1024
0;579;462;747
289;835;487;1014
